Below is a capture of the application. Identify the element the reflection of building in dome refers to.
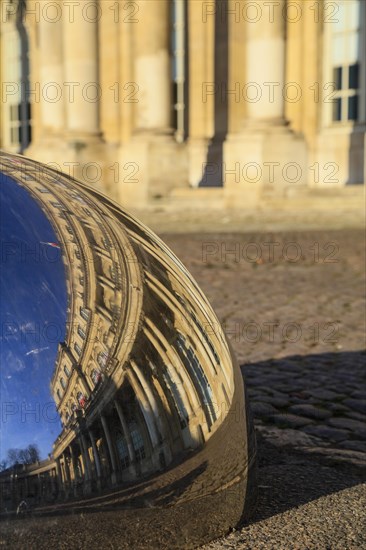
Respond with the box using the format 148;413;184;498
0;154;235;500
0;459;57;511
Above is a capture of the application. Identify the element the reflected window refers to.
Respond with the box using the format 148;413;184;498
56;389;62;401
77;325;86;340
129;421;145;462
80;307;90;321
91;369;101;386
116;432;130;469
74;342;82;356
163;370;188;428
176;334;217;424
97;351;109;369
60;377;66;390
77;391;86;408
64;365;71;378
102;237;112;250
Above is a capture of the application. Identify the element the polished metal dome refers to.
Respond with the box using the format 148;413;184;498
0;151;256;548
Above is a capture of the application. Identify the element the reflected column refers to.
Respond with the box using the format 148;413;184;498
114;400;137;476
89;428;102;488
101;414;119;484
79;433;93;493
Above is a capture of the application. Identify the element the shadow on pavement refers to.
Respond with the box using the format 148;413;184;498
240;350;366;525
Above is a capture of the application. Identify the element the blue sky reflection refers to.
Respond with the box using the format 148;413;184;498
0;173;67;461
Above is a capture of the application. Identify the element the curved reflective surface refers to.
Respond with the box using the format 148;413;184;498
0;152;256;549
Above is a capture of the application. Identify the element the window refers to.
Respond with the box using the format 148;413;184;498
116;432;130;469
64;365;71;378
60;377;66;390
163;370;189;428
102;236;112;250
97;351;109;369
330;1;362;122
176;334;217;425
80;307;90;321
56;389;62;401
74;342;82;356
77;391;86;408
91;369;101;386
77;325;86;340
129;421;146;462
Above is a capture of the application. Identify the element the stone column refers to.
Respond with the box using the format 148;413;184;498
39;0;64;134
223;0;307;204
101;414;119;484
245;0;286;123
119;0;187;205
60;0;109;189
25;0;65;163
187;0;215;187
62;1;99;137
133;0;171;131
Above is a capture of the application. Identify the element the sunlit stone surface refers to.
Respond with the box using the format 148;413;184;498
0;152;256;548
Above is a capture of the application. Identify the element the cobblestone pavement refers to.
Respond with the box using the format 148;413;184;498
161;228;366;549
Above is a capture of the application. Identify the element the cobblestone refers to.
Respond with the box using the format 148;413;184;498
287;404;333;420
343;399;366;414
302;425;351;443
269;414;315;428
250;402;279;418
327;417;366;438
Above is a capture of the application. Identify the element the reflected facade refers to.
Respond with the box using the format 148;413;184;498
0;152;256;548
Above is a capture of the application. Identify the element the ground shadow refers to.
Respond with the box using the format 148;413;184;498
240;349;366;525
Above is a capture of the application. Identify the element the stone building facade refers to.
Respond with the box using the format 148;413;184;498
0;0;365;208
0;152;237;504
